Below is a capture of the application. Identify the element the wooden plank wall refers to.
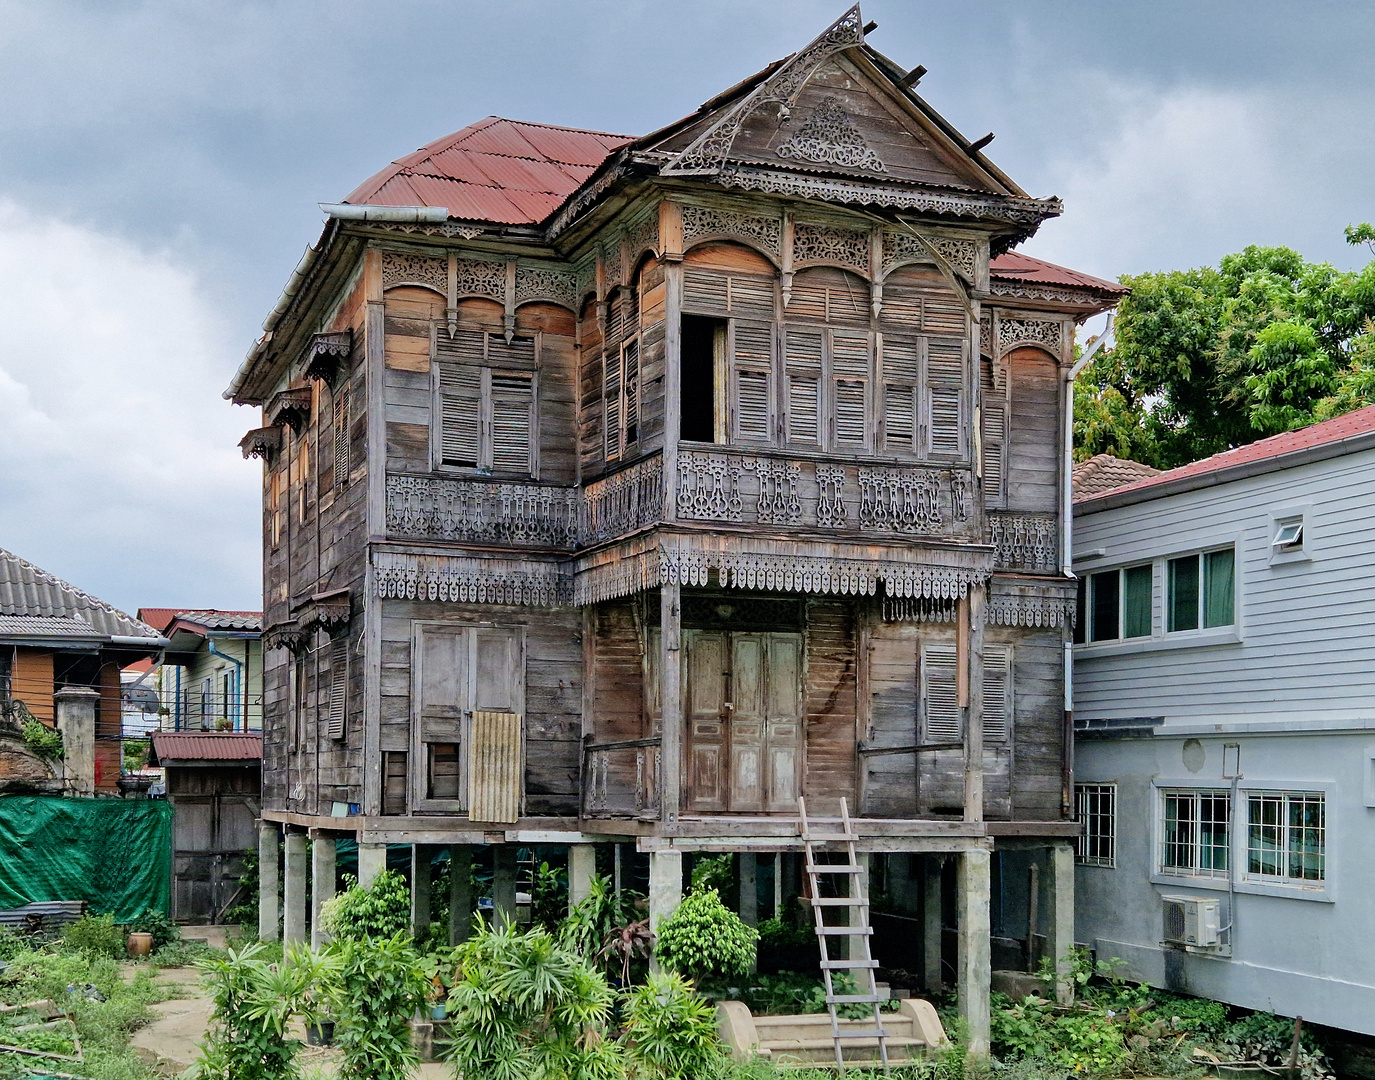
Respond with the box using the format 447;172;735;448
588;597;646;744
10;649;53;722
801;599;858;814
1006;346;1061;514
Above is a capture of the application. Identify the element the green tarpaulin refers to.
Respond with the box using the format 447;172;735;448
0;796;172;922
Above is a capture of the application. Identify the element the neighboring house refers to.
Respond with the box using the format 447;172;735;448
148;732;262;924
1071;407;1375;1037
135;610;263;732
227;10;1123;1043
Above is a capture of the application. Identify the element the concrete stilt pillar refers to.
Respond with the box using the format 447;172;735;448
310;835;336;950
772;852;783;921
283;832;308;945
648;850;683;973
923;855;943;993
492;846;518;925
449;845;473;945
411;845;432;941
54;687;99;797
258;823;280;942
957;848;992;1061
569;844;597;911
739;853;758;926
358;842;387;888
1048;842;1076;1004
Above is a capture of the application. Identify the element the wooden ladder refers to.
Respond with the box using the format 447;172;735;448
798;796;889;1070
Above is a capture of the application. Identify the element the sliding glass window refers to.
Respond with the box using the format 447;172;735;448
1083;564;1153;642
1168;547;1235;632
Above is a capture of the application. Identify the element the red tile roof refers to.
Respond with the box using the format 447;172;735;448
149;732;262;765
1078;405;1375;506
990;251;1126;296
343;117;633;226
1072;454;1162;500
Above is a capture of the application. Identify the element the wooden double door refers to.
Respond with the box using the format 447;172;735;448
684;630;804;813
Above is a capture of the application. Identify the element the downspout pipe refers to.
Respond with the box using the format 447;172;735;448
207;638;246;732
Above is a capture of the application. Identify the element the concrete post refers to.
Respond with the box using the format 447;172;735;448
449;845;473;945
957;848;992;1061
258;823;280;942
283;832;308;945
739;853;758;926
411;846;432;941
357;842;388;888
1048;842;1076;1004
923;855;943;993
773;852;784;921
648;850;683;973
310;836;335;950
569;844;597;912
54;686;99;796
492;846;518;925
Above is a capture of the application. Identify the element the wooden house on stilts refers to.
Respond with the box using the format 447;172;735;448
228;6;1123;1054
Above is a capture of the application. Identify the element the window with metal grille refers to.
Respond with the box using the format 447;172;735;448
326;637;347;740
1247;791;1324;883
1075;784;1117;866
333;385;350;492
435;327;537;476
1160;789;1230;878
921;642;1012;743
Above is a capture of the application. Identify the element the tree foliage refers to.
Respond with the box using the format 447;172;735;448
653;888;758;989
321;869;410;943
1076;227;1375;469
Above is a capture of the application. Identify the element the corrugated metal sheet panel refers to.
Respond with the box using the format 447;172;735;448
990;251;1127;296
0;548;159;639
150;733;263;764
468;711;522;823
0;900;87;928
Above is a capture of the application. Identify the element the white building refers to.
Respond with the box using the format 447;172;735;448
1070;408;1375;1037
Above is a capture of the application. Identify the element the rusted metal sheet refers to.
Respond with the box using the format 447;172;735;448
468;710;522;823
150;733;263;764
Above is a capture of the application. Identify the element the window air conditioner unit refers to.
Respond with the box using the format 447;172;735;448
1161;895;1221;948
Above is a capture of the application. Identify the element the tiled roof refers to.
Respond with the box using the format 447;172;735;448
1072;454;1162;500
0;615;102;639
0;549;159;639
342;117;633;226
1078;404;1375;507
172;611;262;632
990;251;1127;296
149;732;263;765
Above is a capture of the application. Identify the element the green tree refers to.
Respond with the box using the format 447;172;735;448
1075;227;1375;469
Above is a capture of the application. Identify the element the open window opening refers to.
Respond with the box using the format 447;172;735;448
681;314;727;443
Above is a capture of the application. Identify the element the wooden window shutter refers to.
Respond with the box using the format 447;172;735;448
731;322;773;443
881;335;920;453
783;327;823;446
490;371;534;475
981;356;1008;505
982;645;1012;742
926;338;964;458
604;346;623;460
922;644;961;742
831;329;871;450
333;385;350;491
727;275;777;321
326;637;347;740
622;337;640;446
683;267;730;314
440;363;482;466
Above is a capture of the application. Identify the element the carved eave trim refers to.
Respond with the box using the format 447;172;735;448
304;330;352;388
993;313;1069;360
990;281;1120;311
291;587;353;635
266;387;314;433
988;576;1078;629
262;619;307;655
239;425;283;462
373;550;571;608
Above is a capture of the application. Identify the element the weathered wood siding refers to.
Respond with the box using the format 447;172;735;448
1006;346;1060;513
802;599;858;814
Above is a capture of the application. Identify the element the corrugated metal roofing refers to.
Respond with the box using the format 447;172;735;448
0;549;159;639
990;251;1126;296
172;611;262;632
343;116;632;226
149;732;263;764
1072;454;1162;500
0;614;101;638
1079;404;1375;506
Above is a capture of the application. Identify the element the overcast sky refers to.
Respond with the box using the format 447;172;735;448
2;0;1372;615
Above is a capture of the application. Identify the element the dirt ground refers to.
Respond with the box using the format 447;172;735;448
128;965;449;1077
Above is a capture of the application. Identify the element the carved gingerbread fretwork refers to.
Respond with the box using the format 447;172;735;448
580;456;664;544
925;237;978;282
793;222;870;273
372;222;484;240
950;472;971;522
515;264;577;308
880;229;976;282
239;426;282;462
881;230;926;273
992;282;1094;305
881;595;958;623
677;452;744;522
386;474;578;548
988;512;1059;573
381;251;446;295
680;205;782;257
998;317;1064;357
374;550;569;607
776;96;885;173
816;465;848;528
453;257;506;302
626;211;660;261
747;459;802;524
979;313;993;357
858;467;943;534
986;586;1077;629
602;239;624;290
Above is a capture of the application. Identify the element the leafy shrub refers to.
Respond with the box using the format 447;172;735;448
691;853;734;896
622;970;725;1079
654;888;757;989
329;932;429;1080
61;913;125;959
21;718;63;760
442;918;622;1080
128;908;180;951
321;869;410;943
560;872;649;983
990;991;1129;1076
0;929;28;962
740;972;892;1020
122;737;150;773
1146;991;1230;1037
150;938;221;969
1219;1012;1332;1080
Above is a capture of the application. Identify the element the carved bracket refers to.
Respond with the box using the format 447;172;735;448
266;387;313;434
239;426;282;462
304;330;352;389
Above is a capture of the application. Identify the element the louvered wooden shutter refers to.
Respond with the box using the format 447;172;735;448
982;645;1012;742
922;644;961;742
926;338;964;458
491;372;534;475
831;329;871;449
881;335;920;453
731;322;773;442
981;356;1008;505
728;275;776;321
440;364;482;466
604;347;622;460
783;327;823;446
683;267;730;313
333;385;350;491
622;337;639;445
327;636;347;740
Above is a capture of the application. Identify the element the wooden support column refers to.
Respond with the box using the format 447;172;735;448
411;845;432;941
258;823;280;943
923;855;943;993
856;851;876;994
492;846;518;925
569;844;597;911
961;586;986;822
310;835;335;950
449;845;473;945
958;848;992;1060
357;841;387;888
660;583;682;824
648;850;683;973
1048;842;1076;1004
362;246;385;814
283;832;308;945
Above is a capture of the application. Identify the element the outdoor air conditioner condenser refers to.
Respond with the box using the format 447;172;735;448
1161;894;1221;948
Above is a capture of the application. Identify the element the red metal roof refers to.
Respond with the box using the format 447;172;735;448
990;251;1126;296
1079;404;1375;505
343;117;633;226
149;732;263;764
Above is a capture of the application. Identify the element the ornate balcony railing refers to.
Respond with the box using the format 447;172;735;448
386;475;579;548
580;455;663;544
581;737;660;819
988;512;1059;573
